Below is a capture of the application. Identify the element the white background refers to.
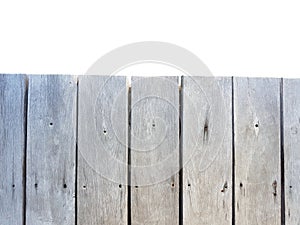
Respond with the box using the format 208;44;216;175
0;0;300;78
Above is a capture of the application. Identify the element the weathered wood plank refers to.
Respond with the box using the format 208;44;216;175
283;79;300;225
77;76;128;225
26;75;77;225
131;76;179;225
234;77;281;225
182;76;232;224
0;74;26;225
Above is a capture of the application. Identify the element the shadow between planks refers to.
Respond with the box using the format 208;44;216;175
0;74;299;225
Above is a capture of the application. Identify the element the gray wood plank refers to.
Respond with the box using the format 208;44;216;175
131;76;179;225
77;76;128;225
0;74;26;225
234;77;281;225
283;79;300;225
26;75;77;225
182;76;232;224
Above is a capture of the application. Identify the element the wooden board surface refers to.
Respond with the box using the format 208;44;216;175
182;76;232;225
77;76;128;224
130;77;179;225
0;75;26;225
26;75;77;225
234;77;281;225
2;75;300;225
283;79;300;225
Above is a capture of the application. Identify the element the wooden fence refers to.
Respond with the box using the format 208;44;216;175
0;74;299;225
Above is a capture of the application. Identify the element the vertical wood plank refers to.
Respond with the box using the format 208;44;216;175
26;75;77;225
283;79;300;225
77;76;127;225
131;77;179;225
234;78;281;225
0;75;26;225
182;76;232;224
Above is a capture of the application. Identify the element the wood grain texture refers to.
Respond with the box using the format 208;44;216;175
283;79;300;225
26;75;77;225
0;74;26;225
234;77;281;225
182;76;232;225
131;77;179;225
77;76;127;225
